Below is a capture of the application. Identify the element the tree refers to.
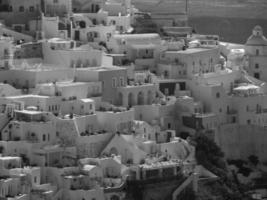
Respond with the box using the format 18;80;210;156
248;155;259;166
194;133;225;171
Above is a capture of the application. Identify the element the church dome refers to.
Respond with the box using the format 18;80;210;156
246;25;267;46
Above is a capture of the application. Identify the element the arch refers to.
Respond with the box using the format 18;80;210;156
117;92;123;106
137;91;145;105
128;92;135;107
147;90;153;104
109;147;118;156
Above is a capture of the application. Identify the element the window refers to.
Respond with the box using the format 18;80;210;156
19;6;24;12
53;0;58;3
216;92;220;98
120;77;124;86
247;119;251;125
89;104;92;109
256;49;259;56
34;177;37;183
43;134;46;141
29;6;34;12
232;117;236;123
4;49;9;55
254;72;260;79
168;123;171;129
112;77;117;88
92;19;97;25
255;63;259;69
219;108;222;113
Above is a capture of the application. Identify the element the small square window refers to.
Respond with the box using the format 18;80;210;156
29;6;34;12
19;6;24;12
254;73;260;79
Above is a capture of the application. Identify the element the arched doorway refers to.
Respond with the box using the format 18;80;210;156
137;91;144;105
128;92;135;107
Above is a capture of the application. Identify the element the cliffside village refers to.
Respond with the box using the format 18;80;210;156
0;0;267;200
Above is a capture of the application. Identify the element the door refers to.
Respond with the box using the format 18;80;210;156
74;30;80;40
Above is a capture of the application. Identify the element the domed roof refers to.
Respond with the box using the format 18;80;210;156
254;25;263;32
246;26;267;46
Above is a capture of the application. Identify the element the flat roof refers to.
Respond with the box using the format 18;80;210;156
6;94;50;99
77;65;126;71
80;98;94;103
113;33;160;40
11;64;71;72
56;81;90;87
15;110;44;115
166;47;215;55
234;84;259;91
0;156;21;160
130;44;156;49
